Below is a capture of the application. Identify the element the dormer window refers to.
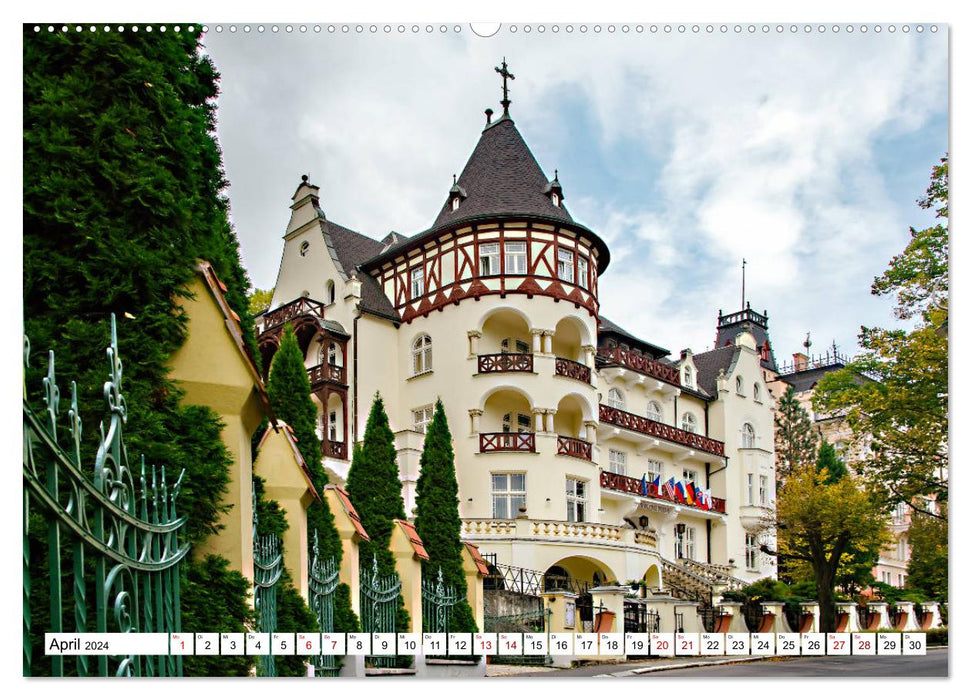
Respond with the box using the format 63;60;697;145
683;366;693;388
451;196;460;211
410;266;424;299
551;192;560;207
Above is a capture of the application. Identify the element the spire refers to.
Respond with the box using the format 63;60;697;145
495;58;515;115
741;257;747;310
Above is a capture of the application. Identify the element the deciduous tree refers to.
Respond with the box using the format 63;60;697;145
906;506;948;601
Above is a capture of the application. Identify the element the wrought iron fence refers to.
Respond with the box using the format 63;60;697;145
308;531;340;677
623;600;660;635
421;567;458;634
484;605;551;666
253;530;282;677
360;556;402;669
482;559;593;597
23;316;189;677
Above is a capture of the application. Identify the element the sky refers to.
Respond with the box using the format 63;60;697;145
202;23;947;363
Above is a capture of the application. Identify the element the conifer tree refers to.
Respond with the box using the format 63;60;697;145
816;441;849;484
774;386;819;481
265;324;358;632
346;394;411;636
414;399;477;633
23;26;260;675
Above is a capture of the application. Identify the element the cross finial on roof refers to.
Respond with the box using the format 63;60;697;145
495;57;515;115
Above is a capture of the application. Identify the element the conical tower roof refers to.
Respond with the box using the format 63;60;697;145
431;115;573;229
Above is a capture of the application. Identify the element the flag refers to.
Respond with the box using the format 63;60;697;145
640;473;648;496
663;477;676;500
706;488;715;510
695;485;708;510
684;482;695;505
675;480;686;503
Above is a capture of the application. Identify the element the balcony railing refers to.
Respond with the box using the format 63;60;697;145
554;357;591;384
599;470;727;514
307;362;346;387
260;296;326;333
477;353;533;374
322;440;347;460
479;431;536;453
598;345;680;386
557;435;593;461
599;404;725;457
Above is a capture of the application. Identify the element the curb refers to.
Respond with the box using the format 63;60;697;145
597;656;783;677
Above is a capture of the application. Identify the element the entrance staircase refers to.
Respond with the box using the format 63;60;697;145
660;557;747;603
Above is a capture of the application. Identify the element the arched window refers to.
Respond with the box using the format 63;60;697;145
683;365;693;388
412;334;432;375
328;342;341;367
736;376;744;394
299;241;310;257
742;423;756;448
753;383;761;401
607;388;626;410
681;412;697;433
646;401;662;422
326;280;336;304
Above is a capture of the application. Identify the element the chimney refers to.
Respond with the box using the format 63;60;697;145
792;352;808;372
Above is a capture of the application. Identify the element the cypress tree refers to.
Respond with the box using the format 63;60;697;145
346;394;411;638
816;441;849;484
414;399;477;633
265;324;358;633
774;386;820;481
23;26;259;675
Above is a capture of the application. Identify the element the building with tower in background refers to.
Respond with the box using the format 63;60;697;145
253;62;779;622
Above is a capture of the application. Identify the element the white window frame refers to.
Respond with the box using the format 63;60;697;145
753;383;761;402
745;534;759;569
410;265;424;299
479;242;500;276
747;473;754;505
646;401;663;423
413;406;434;434
451;196;460;211
577;255;589;289
557;247;574;283
682;468;698;484
412;334;432;375
328;410;339;441
551;192;560;207
647;459;663;484
504;241;528;275
492;473;526;519
681;412;697;433
759;475;768;506
566;478;587;523
742;423;756;448
684;526;696;560
608;449;627;476
683;366;693;388
607;388;626;410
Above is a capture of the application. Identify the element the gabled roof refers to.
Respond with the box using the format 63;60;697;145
431;115;573;229
598;315;671;358
320;218;401;323
255;421;321;503
463;541;491;576
394;519;430;561
692;345;740;397
324;485;370;541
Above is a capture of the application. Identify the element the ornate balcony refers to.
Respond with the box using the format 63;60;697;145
599;470;727;514
598;346;681;386
477;353;533;374
307;362;346;388
461;518;658;553
556;435;593;461
322;440;347;460
554;357;591;384
599;404;725;457
479;431;536;453
259;296;326;333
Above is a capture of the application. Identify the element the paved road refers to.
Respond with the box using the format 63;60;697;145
498;648;948;678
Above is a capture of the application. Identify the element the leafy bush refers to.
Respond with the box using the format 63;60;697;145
925;627;947;647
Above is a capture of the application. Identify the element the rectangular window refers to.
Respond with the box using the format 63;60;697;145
898;573;905;587
557;247;574;283
577;255;589;289
479;242;500;276
410;266;424;299
683;468;698;484
608;449;627;476
492;473;526;519
504;241;528;275
566;478;586;523
502;412;532;433
684;526;696;560
328;411;338;441
747;474;754;505
413;406;434;434
745;534;758;569
647;459;663;484
759;475;768;506
501;337;531;354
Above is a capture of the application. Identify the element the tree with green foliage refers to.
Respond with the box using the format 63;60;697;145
414;400;477;633
23;26;261;676
816;441;849;484
774;386;819;481
814;156;948;519
767;464;888;632
346;394;411;637
265;324;358;633
248;288;275;316
906;506;948;601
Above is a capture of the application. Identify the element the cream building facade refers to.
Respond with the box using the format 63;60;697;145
255;90;778;604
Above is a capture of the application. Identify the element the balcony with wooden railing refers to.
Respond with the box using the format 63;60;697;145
599;404;725;457
307;362;347;388
259;296;327;333
554;357;591;384
598;345;681;386
479;431;536;453
477;353;534;374
599;470;727;514
322;439;347;460
556;435;593;461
